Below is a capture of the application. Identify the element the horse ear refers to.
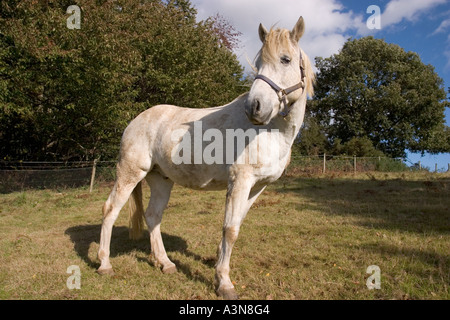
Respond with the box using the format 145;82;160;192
290;16;305;42
259;23;268;42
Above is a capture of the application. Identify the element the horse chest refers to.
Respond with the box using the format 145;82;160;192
252;156;288;183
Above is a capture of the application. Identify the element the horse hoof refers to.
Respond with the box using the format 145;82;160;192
162;265;177;274
217;287;239;300
97;267;115;276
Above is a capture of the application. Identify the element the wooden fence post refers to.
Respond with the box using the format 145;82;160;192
323;153;326;174
89;159;98;193
353;155;357;174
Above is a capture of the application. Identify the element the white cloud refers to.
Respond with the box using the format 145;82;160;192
191;0;449;73
433;18;450;35
430;14;450;70
192;0;365;73
436;24;450;71
382;0;447;27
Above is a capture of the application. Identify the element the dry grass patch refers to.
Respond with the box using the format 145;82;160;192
0;171;449;299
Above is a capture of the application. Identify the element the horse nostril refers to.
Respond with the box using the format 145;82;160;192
253;99;261;114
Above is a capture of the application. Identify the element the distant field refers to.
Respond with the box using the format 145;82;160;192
0;171;448;300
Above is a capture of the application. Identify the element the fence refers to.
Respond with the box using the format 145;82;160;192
0;156;445;193
0;161;116;193
286;154;408;176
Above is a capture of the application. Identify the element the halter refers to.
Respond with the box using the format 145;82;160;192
254;51;306;117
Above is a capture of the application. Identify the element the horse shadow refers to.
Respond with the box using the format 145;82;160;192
64;224;216;286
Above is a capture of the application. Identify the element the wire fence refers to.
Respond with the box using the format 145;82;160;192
0;155;444;193
0;161;116;193
286;154;408;176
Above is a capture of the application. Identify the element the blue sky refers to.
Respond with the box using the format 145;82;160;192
191;0;450;171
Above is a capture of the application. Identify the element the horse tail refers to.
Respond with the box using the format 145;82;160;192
128;181;146;240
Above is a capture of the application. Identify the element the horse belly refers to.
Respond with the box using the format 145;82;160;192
154;163;229;191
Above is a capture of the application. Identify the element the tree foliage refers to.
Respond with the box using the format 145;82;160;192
294;112;328;156
206;13;243;51
0;0;246;161
309;36;449;158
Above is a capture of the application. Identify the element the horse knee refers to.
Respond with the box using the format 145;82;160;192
102;202;111;218
102;201;120;223
224;226;239;245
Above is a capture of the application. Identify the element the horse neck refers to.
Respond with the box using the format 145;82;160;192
274;94;307;146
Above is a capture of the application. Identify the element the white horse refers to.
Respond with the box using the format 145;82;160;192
97;16;315;299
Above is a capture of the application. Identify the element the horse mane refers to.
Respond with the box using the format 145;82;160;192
300;48;315;98
253;27;315;98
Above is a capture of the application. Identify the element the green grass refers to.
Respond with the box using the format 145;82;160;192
0;171;448;300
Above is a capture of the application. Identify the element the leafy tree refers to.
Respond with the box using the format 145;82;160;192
294;111;329;156
0;0;246;161
311;36;449;158
206;13;243;51
1;0;140;161
330;137;384;157
132;2;245;108
294;110;384;157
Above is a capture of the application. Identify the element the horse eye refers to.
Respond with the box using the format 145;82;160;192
280;56;291;65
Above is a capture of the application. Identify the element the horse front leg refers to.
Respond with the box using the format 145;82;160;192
215;174;256;300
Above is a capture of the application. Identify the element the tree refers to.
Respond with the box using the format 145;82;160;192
311;36;449;158
0;0;143;161
294;111;328;156
206;13;243;51
0;0;246;161
330;137;384;157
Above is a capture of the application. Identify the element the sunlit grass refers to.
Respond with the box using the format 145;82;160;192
0;171;448;299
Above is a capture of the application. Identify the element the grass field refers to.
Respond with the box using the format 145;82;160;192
0;171;449;300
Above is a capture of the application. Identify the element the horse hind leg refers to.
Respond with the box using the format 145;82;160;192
97;163;148;275
144;170;176;274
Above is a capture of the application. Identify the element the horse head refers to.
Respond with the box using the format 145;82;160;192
246;16;313;125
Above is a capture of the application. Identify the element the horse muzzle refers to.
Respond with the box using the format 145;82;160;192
245;98;272;125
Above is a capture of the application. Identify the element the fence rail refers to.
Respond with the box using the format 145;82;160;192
0;156;447;193
287;154;407;175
